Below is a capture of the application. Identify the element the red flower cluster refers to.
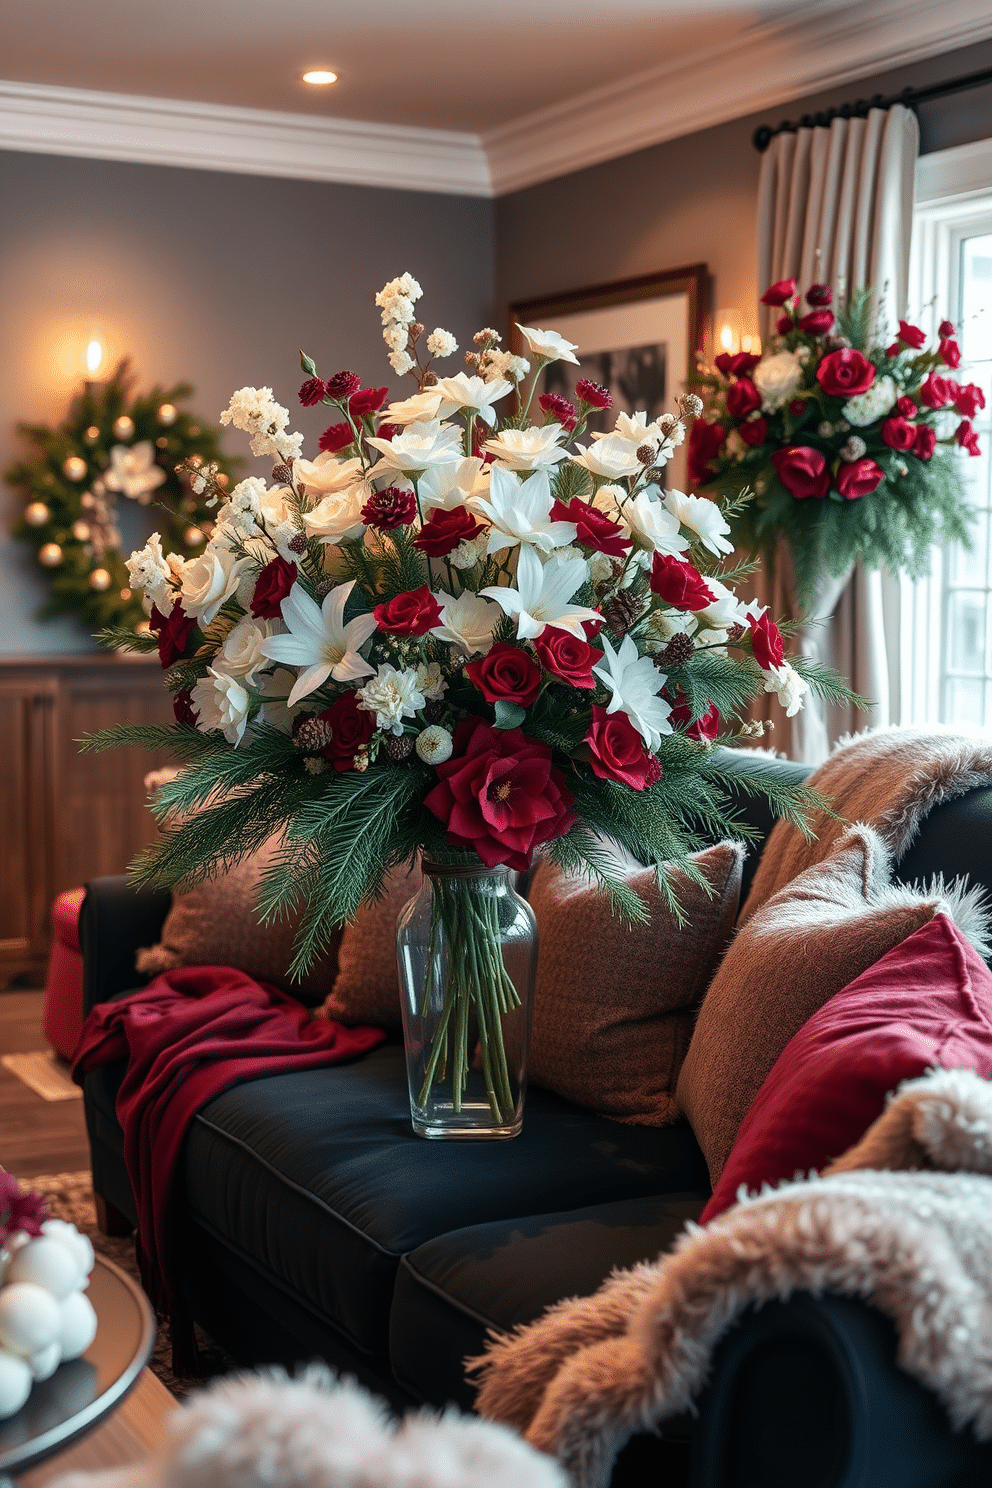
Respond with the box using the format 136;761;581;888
574;379;612;410
362;486;418;530
325;370;363;400
250;556;297;619
538;392;578;431
414;506;484;556
299;377;327;407
319;691;375;771
319;423;354;454
150;603;195;666
584;706;661;790
550;496;631;556
687;418;726;486
0;1174;48;1247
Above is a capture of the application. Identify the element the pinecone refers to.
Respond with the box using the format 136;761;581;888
383;734;415;762
287;532;308;554
293;714;332;752
726;622;746;644
316;578;334;597
271;460;295;485
655;632;695;669
424;699;446;724
601;589;644;638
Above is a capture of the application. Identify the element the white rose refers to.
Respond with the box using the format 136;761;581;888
762;661;809;717
293;453;365;497
624;491;690;558
180;547;247;625
303;487;368;546
191;669;251;745
753;350;804;412
215;616;278;683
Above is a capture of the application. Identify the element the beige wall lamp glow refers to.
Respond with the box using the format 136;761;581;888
301;70;338;85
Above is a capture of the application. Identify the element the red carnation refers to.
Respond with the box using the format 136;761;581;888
939;339;962;369
0;1174;48;1247
533;629;602;689
551;497;631;557
319;422;355;454
376;422;400;441
350;385;389;416
955;420;982;457
740;417;768;447
464;643;542;707
799;309;834;335
319;691;376;772
896;396;918;417
425;717;578;871
919;372;952;409
687;418;726;486
250;556;298;619
173;688;197;726
149;602;195;667
816;348;875;398
299;376;328;407
726;378;761;420
585;706;660;790
761;277;797;306
748;610;785;671
771;446;830;499
650;553;716;611
362;486;418;530
324;370;363;400
896;320;927;349
777;315;794;335
954;383;986;419
538;392;578;431
939;320;956;339
373;585;443;636
835;458;884;500
914;424;938;461
806;283;833;307
414;506;484;557
880;416;917;452
574;378;612;410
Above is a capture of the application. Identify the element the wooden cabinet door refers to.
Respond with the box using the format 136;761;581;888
0;676;57;984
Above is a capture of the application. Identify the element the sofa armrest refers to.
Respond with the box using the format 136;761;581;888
690;1291;992;1487
80;876;172;1014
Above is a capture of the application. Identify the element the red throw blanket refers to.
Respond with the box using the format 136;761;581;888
71;965;385;1372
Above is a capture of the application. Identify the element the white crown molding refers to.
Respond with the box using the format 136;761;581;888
916;137;992;207
0;79;492;198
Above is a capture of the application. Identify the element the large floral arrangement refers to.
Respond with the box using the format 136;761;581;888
688;280;982;608
88;274;851;1123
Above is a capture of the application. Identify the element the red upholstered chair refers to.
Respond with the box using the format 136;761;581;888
43;887;86;1061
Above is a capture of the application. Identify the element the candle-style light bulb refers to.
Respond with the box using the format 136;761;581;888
86;340;103;375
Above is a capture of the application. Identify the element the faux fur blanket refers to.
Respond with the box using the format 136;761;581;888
471;1068;992;1488
740;725;992;924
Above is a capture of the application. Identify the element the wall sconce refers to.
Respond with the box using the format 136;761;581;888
706;309;761;366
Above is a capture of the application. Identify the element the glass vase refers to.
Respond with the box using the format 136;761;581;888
396;858;537;1139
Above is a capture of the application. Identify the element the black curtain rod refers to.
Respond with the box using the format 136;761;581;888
752;64;992;151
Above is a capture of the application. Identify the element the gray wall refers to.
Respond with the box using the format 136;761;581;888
0;152;494;654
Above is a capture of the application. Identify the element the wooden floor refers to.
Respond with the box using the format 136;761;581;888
0;988;90;1176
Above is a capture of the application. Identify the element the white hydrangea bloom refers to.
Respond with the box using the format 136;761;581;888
842;375;897;427
357;664;426;735
389;350;416;377
191;668;251;746
763;661;810;717
427;328;458;359
752;350;804;412
126;533;173;612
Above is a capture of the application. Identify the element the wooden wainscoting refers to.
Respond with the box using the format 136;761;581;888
0;656;175;986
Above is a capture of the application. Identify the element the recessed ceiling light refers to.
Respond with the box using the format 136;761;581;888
302;70;338;86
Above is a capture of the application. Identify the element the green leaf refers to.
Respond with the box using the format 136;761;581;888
493;700;526;730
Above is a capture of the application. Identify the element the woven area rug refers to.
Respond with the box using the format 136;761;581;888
23;1170;237;1399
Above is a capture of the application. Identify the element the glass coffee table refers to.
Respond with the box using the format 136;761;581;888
0;1254;155;1484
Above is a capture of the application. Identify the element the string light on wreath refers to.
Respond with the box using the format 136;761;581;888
8;360;239;635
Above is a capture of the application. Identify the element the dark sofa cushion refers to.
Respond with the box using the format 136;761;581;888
183;1044;709;1368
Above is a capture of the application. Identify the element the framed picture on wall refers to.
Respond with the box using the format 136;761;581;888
509;263;707;491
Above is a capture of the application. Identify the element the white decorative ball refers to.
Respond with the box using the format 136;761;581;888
63;456;88;482
157;403;177;426
0;1283;61;1357
112;415;135;440
89;568;112;592
0;1349;32;1420
8;1237;83;1301
41;1220;94;1280
38;542;63;568
24;501;49;527
415;726;453;766
57;1291;97;1362
27;1341;61;1382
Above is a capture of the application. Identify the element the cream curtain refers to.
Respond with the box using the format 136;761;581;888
754;105;919;763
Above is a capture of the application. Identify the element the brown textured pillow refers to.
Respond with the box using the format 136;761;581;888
527;842;745;1125
319;861;423;1031
676;823;955;1186
136;837;340;1005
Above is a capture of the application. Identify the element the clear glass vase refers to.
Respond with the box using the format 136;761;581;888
396;858;537;1139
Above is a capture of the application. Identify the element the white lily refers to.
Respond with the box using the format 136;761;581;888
481;544;598;641
260;579;377;706
418;457;490;512
482;425;568;472
430;590;500;656
663;489;734;557
696;577;748;630
434;373;513;427
572;434;645;481
473;465;576;556
516;325;580;364
592;633;673;752
623;490;691;558
382;389;444;425
366;420;463;474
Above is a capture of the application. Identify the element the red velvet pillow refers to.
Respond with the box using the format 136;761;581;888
701;913;992;1222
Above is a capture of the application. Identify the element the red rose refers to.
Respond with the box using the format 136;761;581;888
896;320;927;349
574;378;612;410
816;348;875;398
349;385;388;416
771;446;830;499
373;585;443;636
788;398;807;416
669;694;720;741
551;497;631;557
319;691;376;771
714;354;734;376
748;610;785;671
150;602;195;666
954;383;986;419
880;416;917;452
425;717;578;870
362;486;418;530
687;419;726;486
956;420;982;457
299;376;327;406
914;425;937;461
464;643;542;707
799;309;834;335
896;396;918;417
173;688;197;726
730;352;761;377
319;422;354;454
414;507;483;557
650;553;716;610
939;339;962;369
939;320;956;338
835;458;884;500
585;706;661;790
919;372;951;409
740;417;768;447
761;277;797;306
250;556;298;620
726;377;761;419
806;283;833;307
777;315;794;335
533;629;602;689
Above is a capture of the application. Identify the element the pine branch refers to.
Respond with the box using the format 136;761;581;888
78;722;216;758
95;626;159;654
543;831;651;923
789;656;870;710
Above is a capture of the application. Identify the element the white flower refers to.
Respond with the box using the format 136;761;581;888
481;544;597;641
663;489;734;556
434;373;513;427
357;664;426;735
366;420;463;474
416;726;453;766
224;477;266;534
623;490;690;558
427;328;458;359
418;457;490;512
572;434;644;481
753;350;804;412
840;435;868;462
431;590;500;656
473;465;577;556
303;490;367;546
842;375;897;427
480;349;530;383
376;273;422;316
180;546;249;625
645;607;696;643
103;442;166;502
383;389;444;426
256;667;300;732
215;615;278;684
294;453;365;497
592;633;673;751
126;533;173;611
450;532;490;569
696;577;747;629
260;579;377;706
516;325;580;364
389;351;416;377
482;425;568;472
594;411;659;446
383;323;409;354
219;387;302;461
763;661;809;717
414;662;447;701
191;669;251;746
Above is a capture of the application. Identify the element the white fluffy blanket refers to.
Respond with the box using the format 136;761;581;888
471;1068;992;1488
